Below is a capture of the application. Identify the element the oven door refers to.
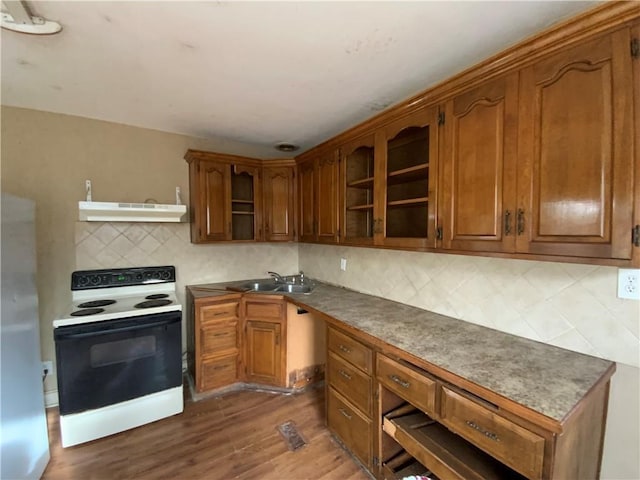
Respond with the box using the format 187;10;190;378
54;311;182;415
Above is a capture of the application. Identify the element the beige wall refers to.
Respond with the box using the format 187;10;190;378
0;106;298;395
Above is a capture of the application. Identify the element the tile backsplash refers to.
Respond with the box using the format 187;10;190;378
74;224;638;368
75;222;299;306
299;244;640;368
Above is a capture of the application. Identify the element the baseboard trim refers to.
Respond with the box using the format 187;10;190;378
44;389;59;408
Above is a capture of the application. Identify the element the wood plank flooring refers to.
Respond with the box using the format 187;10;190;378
42;385;370;480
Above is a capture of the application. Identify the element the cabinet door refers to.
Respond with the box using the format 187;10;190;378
317;150;341;243
298;159;316;242
340;133;376;245
517;28;634;259
263;166;295;241
245;320;283;386
231;164;261;241
440;74;519;253
379;107;440;249
197;161;232;242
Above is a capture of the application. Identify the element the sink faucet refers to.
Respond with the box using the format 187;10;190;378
267;271;284;283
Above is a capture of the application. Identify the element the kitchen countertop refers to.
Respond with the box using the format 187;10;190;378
187;279;615;424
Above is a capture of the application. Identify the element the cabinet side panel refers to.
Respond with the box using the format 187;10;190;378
551;380;610;479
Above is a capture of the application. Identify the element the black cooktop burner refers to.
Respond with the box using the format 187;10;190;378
77;299;116;308
145;294;169;300
70;308;105;316
134;299;173;309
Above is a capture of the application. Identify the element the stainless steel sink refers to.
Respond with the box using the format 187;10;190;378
241;281;280;292
275;284;312;294
240;280;314;294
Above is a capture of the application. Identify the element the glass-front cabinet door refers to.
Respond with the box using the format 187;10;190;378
340;133;376;245
378;107;439;248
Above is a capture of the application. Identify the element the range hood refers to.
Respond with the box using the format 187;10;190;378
78;201;187;222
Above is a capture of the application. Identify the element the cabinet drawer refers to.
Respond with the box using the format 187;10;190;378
200;301;239;323
328;351;371;416
440;387;544;480
377;355;436;416
245;300;283;320
201;320;237;355
328;327;372;374
199;355;238;391
327;387;372;468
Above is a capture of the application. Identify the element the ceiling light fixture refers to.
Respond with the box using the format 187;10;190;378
274;143;300;153
1;0;62;35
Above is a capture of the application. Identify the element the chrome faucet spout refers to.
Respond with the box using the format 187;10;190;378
267;271;284;283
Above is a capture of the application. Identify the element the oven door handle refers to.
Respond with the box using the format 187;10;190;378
56;317;180;340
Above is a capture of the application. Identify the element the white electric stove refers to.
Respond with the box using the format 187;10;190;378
53;266;184;447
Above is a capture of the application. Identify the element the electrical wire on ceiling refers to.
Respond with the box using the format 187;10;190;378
1;0;62;35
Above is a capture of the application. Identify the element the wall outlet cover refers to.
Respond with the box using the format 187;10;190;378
617;268;640;300
340;258;347;271
42;360;53;375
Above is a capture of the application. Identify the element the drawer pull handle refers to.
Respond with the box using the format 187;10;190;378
389;374;410;389
213;365;229;371
213;332;229;337
338;369;352;380
338;408;352;420
465;420;500;442
212;311;228;316
338;344;351;354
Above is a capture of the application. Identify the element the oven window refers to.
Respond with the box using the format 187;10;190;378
90;336;157;367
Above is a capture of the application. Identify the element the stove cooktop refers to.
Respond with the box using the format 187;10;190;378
54;266;182;328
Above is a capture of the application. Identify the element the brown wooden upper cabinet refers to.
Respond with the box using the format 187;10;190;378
340;107;439;249
297;149;340;243
440;26;636;261
516;27;635;260
341;133;376;245
440;73;519;253
185;150;295;244
263;166;295;241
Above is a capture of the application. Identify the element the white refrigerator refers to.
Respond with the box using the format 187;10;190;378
1;193;50;478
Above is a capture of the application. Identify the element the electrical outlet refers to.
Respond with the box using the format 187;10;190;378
42;360;53;376
617;269;640;300
340;258;347;271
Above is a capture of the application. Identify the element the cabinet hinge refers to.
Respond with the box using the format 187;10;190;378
436;226;443;241
337;228;341;238
373;456;379;467
631;38;640;59
438;111;445;125
633;225;640;247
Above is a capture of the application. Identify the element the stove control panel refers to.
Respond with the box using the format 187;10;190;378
71;266;176;290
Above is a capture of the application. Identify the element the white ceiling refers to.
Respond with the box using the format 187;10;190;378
1;1;599;158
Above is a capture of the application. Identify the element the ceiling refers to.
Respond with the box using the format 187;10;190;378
1;1;599;158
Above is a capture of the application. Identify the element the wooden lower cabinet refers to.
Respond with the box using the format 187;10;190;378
243;296;287;386
326;325;374;469
374;353;609;480
327;386;372;467
323;327;611;480
186;292;242;393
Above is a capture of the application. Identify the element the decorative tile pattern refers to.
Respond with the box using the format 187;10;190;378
75;222;299;306
299;244;640;368
74;225;639;367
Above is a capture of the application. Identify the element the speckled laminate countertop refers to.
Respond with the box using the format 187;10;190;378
187;279;614;424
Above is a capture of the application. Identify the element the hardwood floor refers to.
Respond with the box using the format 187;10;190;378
42;385;370;480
